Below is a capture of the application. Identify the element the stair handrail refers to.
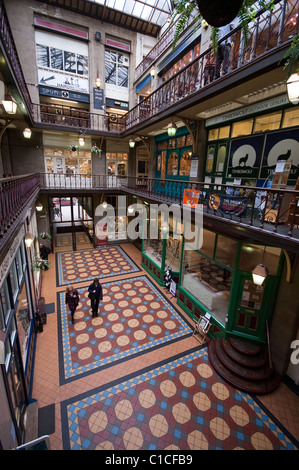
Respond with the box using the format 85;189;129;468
266;319;273;372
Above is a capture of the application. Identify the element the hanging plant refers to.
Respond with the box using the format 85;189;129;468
68;144;79;152
32;256;50;271
91;145;102;153
38;232;51;240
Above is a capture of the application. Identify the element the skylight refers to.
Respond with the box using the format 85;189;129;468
92;0;173;26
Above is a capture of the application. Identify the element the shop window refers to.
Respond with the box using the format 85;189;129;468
193;43;201;58
208;129;219;141
205;146;215;173
219;126;230;139
107;152;128;176
167;152;179;176
231;119;253;138
182;51;193;68
238;244;281;275
143;235;163;268
181;248;232;324
179;150;192;176
282;107;299;128
215;235;238;269
215;144;227;173
253;111;282;133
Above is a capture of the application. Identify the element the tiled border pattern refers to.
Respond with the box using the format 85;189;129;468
61;347;298;450
57;275;193;384
56;245;141;286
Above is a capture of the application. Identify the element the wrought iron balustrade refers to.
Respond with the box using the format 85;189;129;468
123;0;299;130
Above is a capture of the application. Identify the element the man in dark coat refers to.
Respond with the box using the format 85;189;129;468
88;278;103;318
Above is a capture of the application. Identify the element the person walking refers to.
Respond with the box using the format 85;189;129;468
65;285;80;324
88;278;103;318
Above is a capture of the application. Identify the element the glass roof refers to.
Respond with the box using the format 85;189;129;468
92;0;174;26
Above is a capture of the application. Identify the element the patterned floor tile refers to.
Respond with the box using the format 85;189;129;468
57;275;193;383
61;348;298;450
56;244;140;286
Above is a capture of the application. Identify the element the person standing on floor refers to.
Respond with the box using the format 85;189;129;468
65;285;80;324
88;278;103;318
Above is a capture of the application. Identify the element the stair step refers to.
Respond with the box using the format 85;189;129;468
222;338;267;368
208;339;281;395
215;338;271;381
229;336;262;356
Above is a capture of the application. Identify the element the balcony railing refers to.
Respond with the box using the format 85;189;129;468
123;0;299;130
0;1;297;136
1;174;298;253
0;174;40;238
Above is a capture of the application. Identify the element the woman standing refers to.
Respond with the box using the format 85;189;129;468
65;285;80;324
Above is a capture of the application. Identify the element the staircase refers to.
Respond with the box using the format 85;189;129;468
208;335;281;395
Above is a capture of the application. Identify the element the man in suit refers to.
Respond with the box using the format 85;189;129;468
88;278;103;317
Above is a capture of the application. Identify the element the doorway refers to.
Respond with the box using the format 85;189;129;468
50;196;93;250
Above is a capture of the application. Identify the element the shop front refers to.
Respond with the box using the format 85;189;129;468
0;227;36;444
177;228;283;343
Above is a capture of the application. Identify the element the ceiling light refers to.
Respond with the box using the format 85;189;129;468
36;202;43;212
79;136;85;146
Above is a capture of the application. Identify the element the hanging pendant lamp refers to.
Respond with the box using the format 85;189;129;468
195;0;243;27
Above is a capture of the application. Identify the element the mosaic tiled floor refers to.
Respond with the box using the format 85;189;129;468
56;245;140;286
57;275;193;383
55;232;91;247
61;347;298;450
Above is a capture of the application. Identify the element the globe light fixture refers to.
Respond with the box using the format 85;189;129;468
102;201;108;210
127;205;134;215
79;136;85;146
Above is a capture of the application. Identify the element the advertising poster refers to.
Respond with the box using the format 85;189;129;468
260;129;299;180
227;135;264;178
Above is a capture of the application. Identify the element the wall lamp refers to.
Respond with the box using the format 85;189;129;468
2;95;17;114
167;121;177;137
287;72;299;105
25;233;34;248
150;66;156;78
23;128;32;139
96;77;101;88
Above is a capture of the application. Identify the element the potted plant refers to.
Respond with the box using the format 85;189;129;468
32;256;50;271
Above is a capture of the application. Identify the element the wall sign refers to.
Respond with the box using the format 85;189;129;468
39;85;89;103
37;69;89;94
93;88;104;110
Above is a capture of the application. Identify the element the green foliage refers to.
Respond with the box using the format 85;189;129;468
170;0;276;54
279;34;299;78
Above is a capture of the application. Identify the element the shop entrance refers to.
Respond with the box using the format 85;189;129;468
50;196;93;250
231;273;270;339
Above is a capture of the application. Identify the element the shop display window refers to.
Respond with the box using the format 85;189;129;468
282;107;299;128
182;246;232;324
143;236;163;268
165;235;182;272
253;111;282;133
231;118;254;138
179;151;192;176
215;235;238;268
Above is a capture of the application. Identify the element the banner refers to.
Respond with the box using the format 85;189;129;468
208;193;248;217
183;189;201;208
